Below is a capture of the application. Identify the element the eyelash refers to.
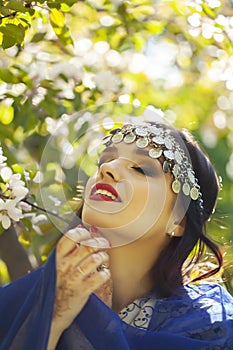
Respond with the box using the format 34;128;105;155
132;166;144;173
97;159;155;177
131;166;152;176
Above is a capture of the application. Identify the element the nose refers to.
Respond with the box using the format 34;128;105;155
98;160;120;182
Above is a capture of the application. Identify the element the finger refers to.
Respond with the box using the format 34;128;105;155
85;268;111;295
64;236;111;266
65;251;109;283
56;242;110;281
80;237;112;249
66;237;111;269
71;263;111;296
76;251;109;279
57;226;91;257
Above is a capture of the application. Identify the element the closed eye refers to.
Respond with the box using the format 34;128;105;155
132;166;144;174
132;166;155;176
132;160;162;176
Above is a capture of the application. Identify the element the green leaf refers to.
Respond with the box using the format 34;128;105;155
26;7;35;15
0;105;14;125
18;17;30;27
202;3;218;19
47;2;61;9
49;8;73;46
21;218;33;231
5;0;26;12
50;8;65;27
0;259;10;285
1;34;16;49
0;6;8;14
145;20;166;35
62;0;77;6
133;33;146;51
0;68;19;83
0;23;25;48
12;164;24;175
31;32;46;43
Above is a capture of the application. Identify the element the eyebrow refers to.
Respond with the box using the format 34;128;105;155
101;146;153;159
99;144;163;173
101;146;118;155
135;148;150;157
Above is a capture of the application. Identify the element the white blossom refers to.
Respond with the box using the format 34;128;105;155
0;199;24;229
33;171;43;183
9;174;29;201
45;117;69;136
11;184;28;200
94;71;120;93
24;213;48;235
17;201;32;212
0;144;32;230
0;166;13;181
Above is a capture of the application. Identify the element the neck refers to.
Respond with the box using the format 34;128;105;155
108;237;164;313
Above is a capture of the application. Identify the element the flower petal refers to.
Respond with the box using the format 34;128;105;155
11;186;28;200
0;167;13;181
0;199;5;210
8;207;23;221
1;215;11;229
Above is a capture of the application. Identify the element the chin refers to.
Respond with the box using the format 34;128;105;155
82;210;117;231
82;218;111;229
82;208;105;228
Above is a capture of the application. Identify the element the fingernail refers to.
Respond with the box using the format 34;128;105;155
65;228;81;242
90;226;98;233
80;237;111;249
77;224;84;228
90;226;100;238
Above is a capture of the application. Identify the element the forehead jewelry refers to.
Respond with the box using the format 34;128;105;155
102;123;203;213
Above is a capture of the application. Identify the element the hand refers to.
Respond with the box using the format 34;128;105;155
47;226;111;350
95;277;113;308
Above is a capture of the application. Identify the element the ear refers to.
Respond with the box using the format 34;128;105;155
173;216;186;237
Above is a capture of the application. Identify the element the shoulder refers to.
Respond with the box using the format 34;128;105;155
149;283;233;346
151;282;233;330
177;282;233;321
183;282;233;307
154;282;232;313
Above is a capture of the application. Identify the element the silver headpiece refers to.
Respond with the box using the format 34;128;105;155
102;123;203;213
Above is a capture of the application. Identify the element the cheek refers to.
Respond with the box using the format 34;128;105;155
82;176;95;216
133;177;167;207
124;177;167;229
146;179;177;233
83;175;96;202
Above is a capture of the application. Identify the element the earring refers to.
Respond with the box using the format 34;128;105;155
167;231;175;237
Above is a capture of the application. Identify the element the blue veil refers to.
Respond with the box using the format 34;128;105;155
0;249;232;350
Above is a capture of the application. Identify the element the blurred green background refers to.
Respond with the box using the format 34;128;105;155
0;0;232;293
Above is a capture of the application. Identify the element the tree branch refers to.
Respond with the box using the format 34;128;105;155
23;198;69;223
0;11;17;21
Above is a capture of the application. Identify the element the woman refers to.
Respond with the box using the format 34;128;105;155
0;120;233;350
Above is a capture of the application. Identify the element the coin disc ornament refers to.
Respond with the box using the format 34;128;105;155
102;122;204;214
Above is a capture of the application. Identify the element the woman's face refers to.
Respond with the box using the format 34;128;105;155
82;142;179;247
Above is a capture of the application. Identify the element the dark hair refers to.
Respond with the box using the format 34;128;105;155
152;128;222;297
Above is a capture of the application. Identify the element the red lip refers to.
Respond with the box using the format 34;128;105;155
90;183;122;202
